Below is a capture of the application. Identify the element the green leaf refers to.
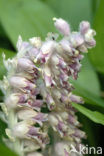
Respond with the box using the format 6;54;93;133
72;83;104;111
91;0;101;16
0;48;15;79
89;0;104;74
78;114;97;149
0;0;56;47
0;24;6;38
0;119;17;156
0;144;18;156
72;103;104;125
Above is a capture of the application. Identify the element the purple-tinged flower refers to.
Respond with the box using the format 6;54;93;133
29;37;42;48
70;32;84;48
46;94;55;110
72;129;86;139
54;142;70;156
9;76;36;92
60;39;72;54
5;93;28;109
80;21;90;34
28;127;49;148
17;108;38;120
53;18;70;36
69;94;84;104
17;36;30;52
27;99;43;111
17;58;39;73
12;121;34;139
32;112;48;126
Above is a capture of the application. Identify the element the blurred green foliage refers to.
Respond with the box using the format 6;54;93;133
0;0;103;155
89;0;104;73
0;144;18;156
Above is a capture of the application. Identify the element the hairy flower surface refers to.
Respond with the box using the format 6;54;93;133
0;18;96;156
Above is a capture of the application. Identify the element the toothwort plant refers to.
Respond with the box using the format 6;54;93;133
0;18;96;156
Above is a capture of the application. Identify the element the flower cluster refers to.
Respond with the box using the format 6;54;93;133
0;18;96;156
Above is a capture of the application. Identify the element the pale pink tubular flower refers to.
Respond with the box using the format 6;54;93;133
0;18;96;156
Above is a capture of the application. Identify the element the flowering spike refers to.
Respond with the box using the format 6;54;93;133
0;18;96;156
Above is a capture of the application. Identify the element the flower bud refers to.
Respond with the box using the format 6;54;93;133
27;152;43;156
51;54;59;66
78;44;88;53
12;121;33;138
68;114;79;126
5;94;20;109
46;94;55;110
57;121;67;137
17;36;29;53
70;94;84;104
52;88;61;99
29;37;42;48
9;76;36;91
41;40;55;55
28;99;43;111
44;74;53;87
53;18;70;36
2;53;17;71
58;58;67;69
84;29;96;43
48;114;58;128
60;71;69;82
70;32;84;48
17;58;36;73
60;39;72;54
23;139;40;152
80;21;90;34
87;39;96;47
60;93;69;103
34;41;55;63
28;48;39;61
54;142;69;156
60;112;69;120
5;93;28;109
78;54;84;60
28;127;49;147
17;108;38;120
43;65;56;87
33;113;48;126
73;129;86;138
